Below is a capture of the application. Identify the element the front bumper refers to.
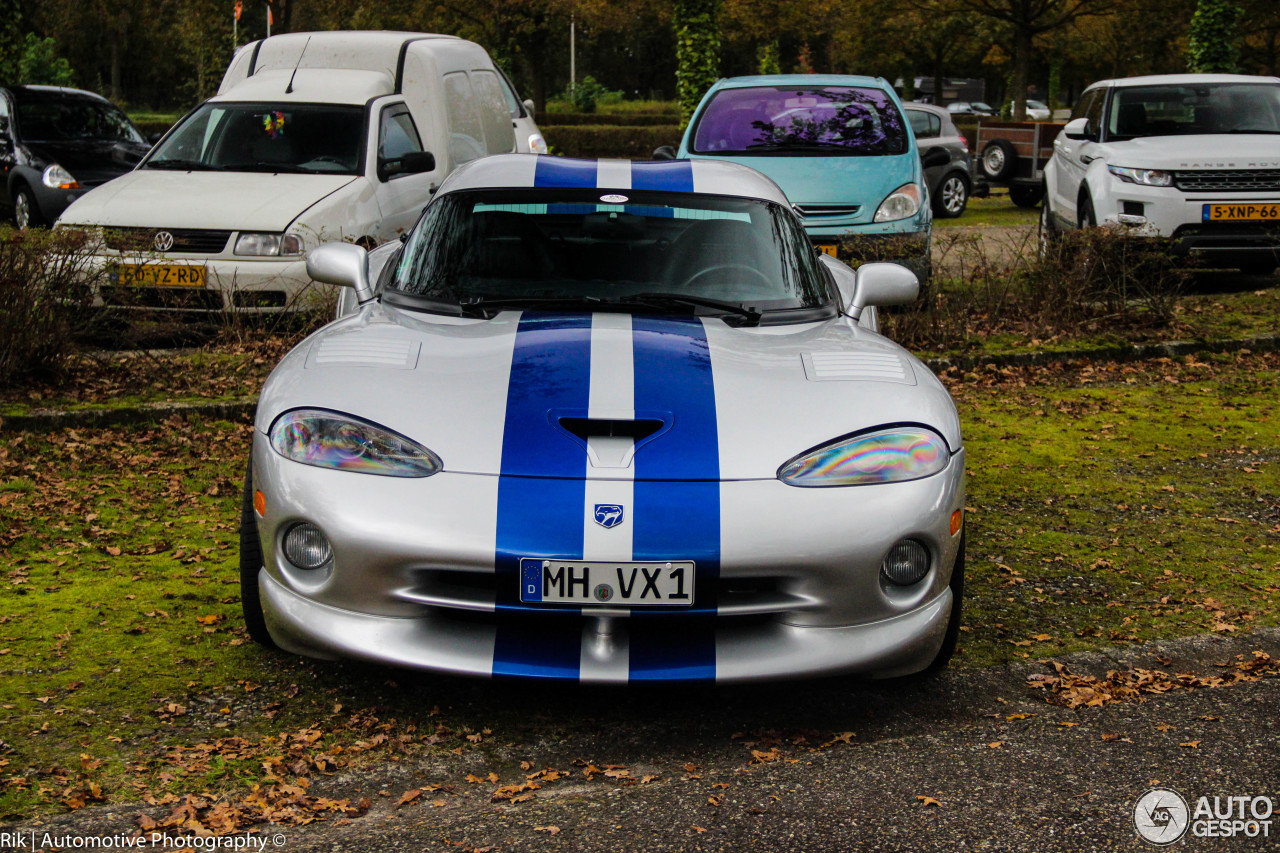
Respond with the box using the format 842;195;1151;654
84;254;330;313
1096;183;1280;263
250;439;966;682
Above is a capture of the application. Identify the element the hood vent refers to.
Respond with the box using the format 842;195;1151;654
305;336;421;369
558;417;664;442
802;351;915;384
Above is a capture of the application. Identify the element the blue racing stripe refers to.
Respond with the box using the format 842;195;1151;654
533;156;598;188
492;313;593;679
631;160;695;193
629;315;720;681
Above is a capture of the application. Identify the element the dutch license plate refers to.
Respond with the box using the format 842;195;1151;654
112;263;207;288
816;244;839;258
1203;203;1280;222
519;558;695;606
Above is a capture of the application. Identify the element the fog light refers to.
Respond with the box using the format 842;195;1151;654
283;523;332;569
881;539;930;586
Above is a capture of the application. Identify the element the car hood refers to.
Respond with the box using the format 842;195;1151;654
1101;135;1280;169
685;152;916;218
22;139;149;177
256;304;961;480
57;169;357;230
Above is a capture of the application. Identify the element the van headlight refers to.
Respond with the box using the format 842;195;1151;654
528;133;549;155
778;426;949;487
269;409;442;477
234;232;305;256
873;183;922;222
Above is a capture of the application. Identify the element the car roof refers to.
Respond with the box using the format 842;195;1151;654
438;154;794;207
904;102;947;116
1086;73;1280;90
710;74;892;91
213;68;394;104
6;85;113;104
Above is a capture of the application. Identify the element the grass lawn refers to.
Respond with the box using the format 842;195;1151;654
937;192;1039;229
0;352;1276;823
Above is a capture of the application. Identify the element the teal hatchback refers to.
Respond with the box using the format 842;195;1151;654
671;75;935;280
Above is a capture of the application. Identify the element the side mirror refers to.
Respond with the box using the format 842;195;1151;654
146;132;164;145
920;147;950;169
522;98;535;115
651;145;677;161
307;241;374;305
379;150;436;181
1062;117;1090;141
847;262;919;319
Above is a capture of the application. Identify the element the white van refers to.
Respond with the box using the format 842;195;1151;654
59;31;540;312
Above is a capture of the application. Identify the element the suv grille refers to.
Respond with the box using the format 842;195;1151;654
1173;170;1280;193
104;227;232;254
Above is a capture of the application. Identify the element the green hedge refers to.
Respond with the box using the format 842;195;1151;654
135;120;173;138
544;125;684;159
536;113;678;127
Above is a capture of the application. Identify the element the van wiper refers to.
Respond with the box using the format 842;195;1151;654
622;292;762;325
1223;128;1280;134
144;159;220;171
222;162;312;173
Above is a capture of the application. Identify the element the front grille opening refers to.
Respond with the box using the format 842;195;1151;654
101;286;224;310
232;290;287;308
1122;201;1144;217
104;227;232;254
558;417;664;441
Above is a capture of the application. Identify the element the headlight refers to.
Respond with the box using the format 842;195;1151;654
269;409;442;477
1107;166;1172;187
234;232;305;256
873;183;922;222
528;133;549;155
778;426;949;487
42;164;80;190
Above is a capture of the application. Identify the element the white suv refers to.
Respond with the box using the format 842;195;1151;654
1042;74;1280;274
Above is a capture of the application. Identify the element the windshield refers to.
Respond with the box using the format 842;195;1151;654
691;86;908;155
144;102;365;173
1106;82;1280;140
389;188;833;320
16;99;143;144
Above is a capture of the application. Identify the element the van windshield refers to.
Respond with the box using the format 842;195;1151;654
691;86;908;156
144;102;365;174
1106;82;1280;140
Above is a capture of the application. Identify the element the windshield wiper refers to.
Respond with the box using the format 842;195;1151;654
621;292;762;325
144;159;220;171
221;162;312;173
1223;128;1280;134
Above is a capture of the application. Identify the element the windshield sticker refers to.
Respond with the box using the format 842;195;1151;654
600;194;629;203
263;111;286;139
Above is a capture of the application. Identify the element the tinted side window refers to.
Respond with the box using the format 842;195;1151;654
908;110;941;139
1083;90;1106;138
472;70;516;155
379;106;423;162
443;71;485;165
1069;90;1097;123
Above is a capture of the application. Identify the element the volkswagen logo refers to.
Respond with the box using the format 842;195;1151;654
153;231;175;252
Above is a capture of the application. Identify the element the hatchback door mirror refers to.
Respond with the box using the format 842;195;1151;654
1062;118;1090;141
379;150;436;181
847;262;919;319
651;145;677;161
307;241;374;305
920;147;950;169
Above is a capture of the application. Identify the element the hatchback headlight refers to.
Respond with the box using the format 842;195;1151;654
42;164;80;190
873;183;923;222
1107;166;1172;187
234;232;305;256
269;409;442;477
778;426;950;487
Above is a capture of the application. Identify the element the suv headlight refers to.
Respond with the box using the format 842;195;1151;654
234;232;305;256
873;183;922;222
1107;166;1172;187
269;409;442;477
42;164;80;190
778;426;950;487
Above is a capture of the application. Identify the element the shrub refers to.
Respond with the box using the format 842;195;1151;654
0;226;105;386
541;125;683;158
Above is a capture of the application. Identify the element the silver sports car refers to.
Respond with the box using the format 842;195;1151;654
242;155;966;682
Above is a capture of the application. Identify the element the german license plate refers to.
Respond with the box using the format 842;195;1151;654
519;558;694;606
1203;203;1280;222
111;263;207;288
816;244;839;258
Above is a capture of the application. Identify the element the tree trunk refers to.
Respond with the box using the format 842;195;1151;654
1011;27;1031;122
109;34;122;102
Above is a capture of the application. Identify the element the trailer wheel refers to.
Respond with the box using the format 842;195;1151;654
1008;184;1044;208
980;139;1017;181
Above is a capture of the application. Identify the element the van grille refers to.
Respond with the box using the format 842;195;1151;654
105;227;232;254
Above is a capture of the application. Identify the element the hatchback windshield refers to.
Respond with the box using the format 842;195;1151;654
691;86;908;156
16;99;143;144
389;189;833;322
1106;82;1280;139
144;102;364;173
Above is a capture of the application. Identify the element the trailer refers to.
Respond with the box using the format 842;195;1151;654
975;120;1065;208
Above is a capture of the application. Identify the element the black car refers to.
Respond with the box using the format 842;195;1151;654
0;85;151;228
